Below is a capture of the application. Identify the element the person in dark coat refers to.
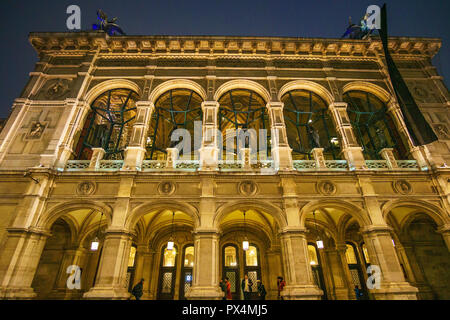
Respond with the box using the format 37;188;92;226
241;274;253;300
354;285;364;300
219;278;227;300
257;280;266;300
131;278;144;300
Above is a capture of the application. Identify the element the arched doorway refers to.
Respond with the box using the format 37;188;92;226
387;206;450;300
308;243;328;300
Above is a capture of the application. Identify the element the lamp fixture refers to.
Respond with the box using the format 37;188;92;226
313;210;324;249
167;211;175;250
243;210;249;251
91;212;103;251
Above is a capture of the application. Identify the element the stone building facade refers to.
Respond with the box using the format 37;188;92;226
0;32;448;300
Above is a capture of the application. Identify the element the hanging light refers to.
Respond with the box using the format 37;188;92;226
167;211;175;251
243;210;249;251
91;213;104;251
313;210;324;249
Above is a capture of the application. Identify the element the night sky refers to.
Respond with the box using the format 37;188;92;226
0;0;448;118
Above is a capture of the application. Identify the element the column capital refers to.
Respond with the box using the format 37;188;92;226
135;100;154;109
266;101;284;109
279;226;308;236
329;102;348;109
201;100;220;109
192;228;221;236
360;224;393;235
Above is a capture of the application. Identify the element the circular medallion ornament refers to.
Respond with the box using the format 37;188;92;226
317;180;337;195
158;181;176;195
77;181;96;195
239;180;258;196
393;180;412;195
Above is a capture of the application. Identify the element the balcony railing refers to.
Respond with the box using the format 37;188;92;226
64;159;421;172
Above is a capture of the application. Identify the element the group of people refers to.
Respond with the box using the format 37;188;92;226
219;275;286;300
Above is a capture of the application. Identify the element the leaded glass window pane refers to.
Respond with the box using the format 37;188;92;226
245;245;258;267
218;89;270;159
308;244;320;266
184;246;194;267
344;90;408;160
281;90;340;160
224;246;237;267
345;244;358;264
75;88;139;160
163;247;177;267
146;89;203;160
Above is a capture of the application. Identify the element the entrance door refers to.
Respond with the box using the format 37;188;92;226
157;245;178;300
345;242;369;299
179;245;194;300
223;245;240;300
243;244;261;300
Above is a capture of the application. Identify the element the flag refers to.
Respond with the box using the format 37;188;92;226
379;4;437;146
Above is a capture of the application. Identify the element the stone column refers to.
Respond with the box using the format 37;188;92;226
279;228;323;300
324;246;353;300
83;230;133;300
311;148;327;169
122;101;154;171
199;101;220;171
267;102;293;171
132;245;155;300
0;229;48;299
89;147;105;170
328;102;366;170
361;225;418;300
379;148;398;169
186;229;222;300
52;100;91;170
51;246;88;299
266;247;283;300
387;101;432;170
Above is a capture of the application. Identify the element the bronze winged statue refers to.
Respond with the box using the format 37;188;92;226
92;9;126;36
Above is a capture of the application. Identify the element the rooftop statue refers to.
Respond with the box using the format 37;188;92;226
341;14;375;40
92;9;126;36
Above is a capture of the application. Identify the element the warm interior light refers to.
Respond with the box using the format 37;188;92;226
91;237;99;251
310;261;316;265
167;241;174;250
316;240;324;249
243;240;249;251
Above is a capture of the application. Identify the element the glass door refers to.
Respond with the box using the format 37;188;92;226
157;245;178;300
179;245;194;300
243;244;261;300
308;243;327;300
345;242;368;299
223;245;240;300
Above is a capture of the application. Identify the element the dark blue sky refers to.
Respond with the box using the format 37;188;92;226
0;0;448;118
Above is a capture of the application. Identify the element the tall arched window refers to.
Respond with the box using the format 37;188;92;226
218;89;270;159
146;89;203;160
281;90;340;160
75;88;139;160
343;91;408;160
307;243;327;299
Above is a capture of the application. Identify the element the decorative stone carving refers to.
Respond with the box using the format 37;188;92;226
434;124;449;139
317;180;337;195
158;181;176;195
77;181;96;195
44;79;71;99
393;180;413;195
238;180;258;196
24;121;47;140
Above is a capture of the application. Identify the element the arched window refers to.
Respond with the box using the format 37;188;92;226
146;89;203;160
245;245;258;267
343;91;408;160
180;245;194;300
281;90;340;160
75;88;139;160
218;89;269;159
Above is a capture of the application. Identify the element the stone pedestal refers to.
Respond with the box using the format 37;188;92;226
83;231;132;300
166;148;179;169
240;148;252;170
341;147;366;170
410;146;429;170
199;146;219;171
186;230;223;300
311;148;327;169
89;148;105;170
379;148;398;169
279;228;323;300
122;146;146;171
